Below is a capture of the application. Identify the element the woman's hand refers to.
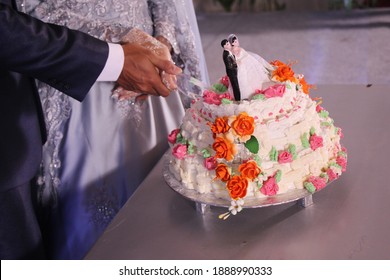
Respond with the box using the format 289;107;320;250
117;29;181;97
117;42;180;97
156;35;173;53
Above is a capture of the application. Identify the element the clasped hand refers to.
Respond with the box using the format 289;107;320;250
115;29;181;100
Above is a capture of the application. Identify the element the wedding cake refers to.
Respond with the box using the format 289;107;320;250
166;37;347;217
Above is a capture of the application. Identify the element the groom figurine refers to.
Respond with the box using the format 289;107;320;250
221;39;240;101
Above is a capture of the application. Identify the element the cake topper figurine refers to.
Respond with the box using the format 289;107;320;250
221;38;241;101
227;34;274;100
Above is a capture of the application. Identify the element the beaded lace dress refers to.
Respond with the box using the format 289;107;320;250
17;0;208;259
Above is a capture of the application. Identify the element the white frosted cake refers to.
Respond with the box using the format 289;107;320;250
167;55;347;217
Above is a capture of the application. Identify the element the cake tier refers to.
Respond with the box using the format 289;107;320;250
168;80;347;205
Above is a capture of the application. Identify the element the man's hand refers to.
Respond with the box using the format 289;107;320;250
117;42;181;97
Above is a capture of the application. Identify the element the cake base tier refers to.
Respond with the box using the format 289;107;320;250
163;155;332;213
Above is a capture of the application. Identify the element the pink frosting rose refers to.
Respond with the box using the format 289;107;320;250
307;175;327;191
327;168;339;181
168;128;180;144
258;84;286;98
219;93;233;101
316;104;324;113
336;156;347;172
172;144;187;159
310;134;324;151
204;157;217;170
203;90;221;105
337;128;344;138
278;151;293;164
220;76;230;88
260;176;279;196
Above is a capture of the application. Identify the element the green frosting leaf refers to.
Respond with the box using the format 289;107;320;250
301;133;310;149
257;181;263;189
275;170;282;183
338;151;347;157
221;98;233;105
269;146;278;161
254;154;262;167
286;83;292;89
201;148;211;158
187;142;195;155
321;121;332;127
304;182;316;193
288;144;297;160
212;83;227;93
330;162;342;170
319;110;329;118
310;127;316;136
252;94;266;101
176;132;186;144
320;172;329;183
245;136;259;154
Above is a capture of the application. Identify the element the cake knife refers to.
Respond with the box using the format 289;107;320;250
175;73;208;100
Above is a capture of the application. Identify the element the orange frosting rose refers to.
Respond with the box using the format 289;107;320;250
212;136;236;161
238;161;261;180
231;113;254;137
208;117;230;135
299;77;314;94
227;175;248;200
272;64;296;83
270;60;286;67
214;163;230;182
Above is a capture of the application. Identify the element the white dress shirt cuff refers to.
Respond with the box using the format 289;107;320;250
97;43;124;81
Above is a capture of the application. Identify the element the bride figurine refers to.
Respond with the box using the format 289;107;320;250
228;34;274;100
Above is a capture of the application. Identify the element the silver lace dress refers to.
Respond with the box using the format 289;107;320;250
17;0;209;259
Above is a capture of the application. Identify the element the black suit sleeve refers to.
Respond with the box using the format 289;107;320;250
0;4;109;101
223;50;237;70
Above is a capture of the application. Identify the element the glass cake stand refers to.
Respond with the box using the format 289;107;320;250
163;155;317;215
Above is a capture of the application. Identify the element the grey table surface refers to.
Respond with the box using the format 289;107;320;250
86;84;390;260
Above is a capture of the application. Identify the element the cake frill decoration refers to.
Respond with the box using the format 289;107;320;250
167;35;347;219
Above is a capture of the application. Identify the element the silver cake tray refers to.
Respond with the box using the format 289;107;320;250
163;155;324;214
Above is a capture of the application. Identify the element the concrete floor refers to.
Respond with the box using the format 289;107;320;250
196;8;390;86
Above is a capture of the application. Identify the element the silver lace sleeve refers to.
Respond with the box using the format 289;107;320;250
149;0;180;54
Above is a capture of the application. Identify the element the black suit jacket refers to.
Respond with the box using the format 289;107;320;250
0;2;109;191
223;50;237;74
